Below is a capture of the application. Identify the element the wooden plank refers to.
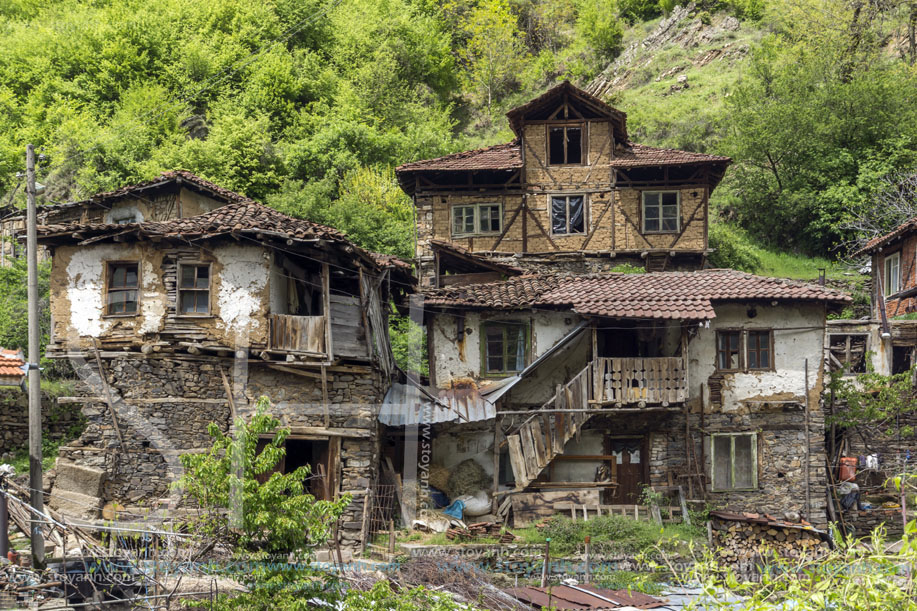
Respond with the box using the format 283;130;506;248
507;434;527;486
530;418;548;468
519;423;540;483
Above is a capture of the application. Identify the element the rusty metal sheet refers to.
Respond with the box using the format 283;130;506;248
379;382;495;426
506;585;666;610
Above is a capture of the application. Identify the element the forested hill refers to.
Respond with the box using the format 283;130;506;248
1;0;917;262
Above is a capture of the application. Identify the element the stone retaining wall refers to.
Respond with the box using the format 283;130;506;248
0;387;84;456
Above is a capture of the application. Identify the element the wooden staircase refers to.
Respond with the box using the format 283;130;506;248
505;364;593;490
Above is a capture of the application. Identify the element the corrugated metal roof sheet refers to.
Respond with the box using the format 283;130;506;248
379;381;496;426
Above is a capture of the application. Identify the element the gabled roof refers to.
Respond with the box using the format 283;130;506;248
422;269;850;319
35;200;414;276
505;80;628;141
853;215;917;257
82;170;254;207
396;142;522;173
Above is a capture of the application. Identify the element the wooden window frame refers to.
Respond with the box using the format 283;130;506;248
746;329;775;372
549;193;588;236
451;202;503;238
828;333;869;374
641;190;681;234
546;123;586;166
884;250;901;296
103;260;140;317
710;432;758;491
715;329;743;372
480;320;530;377
176;262;212;317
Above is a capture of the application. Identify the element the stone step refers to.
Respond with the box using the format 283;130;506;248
48;489;102;520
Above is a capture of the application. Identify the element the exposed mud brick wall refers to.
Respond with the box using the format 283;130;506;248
0;388;84;456
613;188;706;251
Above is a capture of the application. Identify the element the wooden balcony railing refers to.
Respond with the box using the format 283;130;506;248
270;314;325;354
594;357;686;406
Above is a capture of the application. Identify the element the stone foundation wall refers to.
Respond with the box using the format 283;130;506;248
591;403;828;528
59;354;386;552
0;387;84;456
845;507;906;539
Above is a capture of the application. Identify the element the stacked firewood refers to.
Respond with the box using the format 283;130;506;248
711;521;828;567
446;522;517;543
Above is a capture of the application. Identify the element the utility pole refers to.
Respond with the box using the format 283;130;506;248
25;144;45;568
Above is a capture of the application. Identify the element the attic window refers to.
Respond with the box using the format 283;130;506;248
178;264;211;315
548;125;583;165
106;262;139;315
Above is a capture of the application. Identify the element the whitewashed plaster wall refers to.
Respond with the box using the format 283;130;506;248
430;309;582;389
687;302;826;408
61;243;165;339
213;243;270;345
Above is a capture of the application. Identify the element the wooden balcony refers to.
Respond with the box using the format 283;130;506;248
270;314;326;354
593;357;686;406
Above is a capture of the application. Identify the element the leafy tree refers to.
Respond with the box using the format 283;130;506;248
462;0;528;114
577;0;625;63
175;399;351;608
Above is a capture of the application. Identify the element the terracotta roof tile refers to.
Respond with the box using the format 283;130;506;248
396;141;729;175
610;143;731;168
85;170;255;206
0;349;24;379
423;269;850;318
396;142;523;173
854;216;917;257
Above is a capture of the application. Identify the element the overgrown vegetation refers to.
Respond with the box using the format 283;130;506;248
828;365;917;440
524;514;703;556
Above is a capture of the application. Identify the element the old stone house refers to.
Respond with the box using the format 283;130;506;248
34;176;412;553
388;269;848;527
383;82;853;529
395;81;731;287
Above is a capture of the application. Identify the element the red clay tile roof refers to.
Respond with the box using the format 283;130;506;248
396;141;728;175
0;349;24;380
610;143;731;168
37;200;346;243
853;216;917;257
84;170;254;206
35;202;414;274
396;142;523;173
505;80;629;142
423;269;850;318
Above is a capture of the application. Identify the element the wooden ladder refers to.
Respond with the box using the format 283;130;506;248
645;253;669;272
505;364;593;490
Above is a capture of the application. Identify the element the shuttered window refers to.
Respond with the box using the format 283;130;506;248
712;433;757;491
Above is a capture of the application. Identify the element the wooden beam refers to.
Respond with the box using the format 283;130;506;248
287;426;371;438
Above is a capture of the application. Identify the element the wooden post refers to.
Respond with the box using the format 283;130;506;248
540;538;551;587
804;358;811;518
584;535;591;583
322;262;333;358
492;417;501;514
388;518;396;555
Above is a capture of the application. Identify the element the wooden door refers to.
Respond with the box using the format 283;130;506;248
606;437;648;504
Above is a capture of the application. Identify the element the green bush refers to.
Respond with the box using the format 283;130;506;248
707;222;761;272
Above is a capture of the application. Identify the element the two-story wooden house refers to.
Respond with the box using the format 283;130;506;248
33;175;413;555
396;81;731;287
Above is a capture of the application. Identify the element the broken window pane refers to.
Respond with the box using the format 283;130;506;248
551;196;568;234
569;196;584;233
716;331;741;370
566;127;582;164
828;334;868;373
549;127;566;164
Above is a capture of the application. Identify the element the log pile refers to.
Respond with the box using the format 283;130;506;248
710;512;828;573
446;522;517;543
